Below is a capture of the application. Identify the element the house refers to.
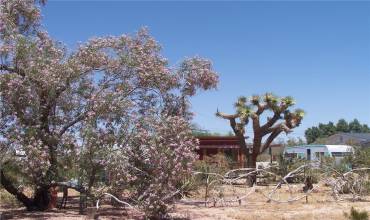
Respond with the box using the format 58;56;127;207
196;136;243;167
196;136;283;168
325;133;370;148
283;144;353;164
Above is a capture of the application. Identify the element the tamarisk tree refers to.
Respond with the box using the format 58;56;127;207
0;0;218;213
216;93;304;168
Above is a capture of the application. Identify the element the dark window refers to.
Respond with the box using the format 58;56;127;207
331;152;351;157
285;153;297;158
307;149;311;160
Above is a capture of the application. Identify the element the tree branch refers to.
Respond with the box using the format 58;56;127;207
259;103;289;133
255;104;267;115
260;112;281;133
58;112;87;136
215;110;238;120
260;130;281;153
0;169;33;209
251;114;260;132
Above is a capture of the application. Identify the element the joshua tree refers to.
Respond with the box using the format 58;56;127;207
216;93;304;168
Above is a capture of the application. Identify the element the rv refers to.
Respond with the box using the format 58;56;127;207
283;144;353;163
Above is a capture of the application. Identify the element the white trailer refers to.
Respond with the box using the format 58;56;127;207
283;144;353;162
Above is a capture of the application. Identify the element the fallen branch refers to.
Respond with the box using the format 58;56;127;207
96;193;137;211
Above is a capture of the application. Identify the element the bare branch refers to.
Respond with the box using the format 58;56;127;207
215;110;238;120
96;193;137;210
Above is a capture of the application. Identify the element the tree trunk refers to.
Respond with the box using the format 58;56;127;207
32;187;51;211
251;153;258;168
251;137;261;168
1;169;52;211
246;154;258;187
246;139;260;187
236;134;250;168
79;192;87;214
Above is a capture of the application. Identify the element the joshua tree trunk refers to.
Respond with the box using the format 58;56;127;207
251;137;262;168
235;133;251;168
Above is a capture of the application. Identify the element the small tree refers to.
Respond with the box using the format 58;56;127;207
216;93;304;168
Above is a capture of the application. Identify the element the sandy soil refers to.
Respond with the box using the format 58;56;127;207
1;183;370;220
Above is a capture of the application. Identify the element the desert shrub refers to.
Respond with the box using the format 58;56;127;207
194;153;232;177
175;174;203;198
344;147;370;168
274;154;307;183
304;168;320;184
192;155;223;190
344;207;369;220
191;153;234;202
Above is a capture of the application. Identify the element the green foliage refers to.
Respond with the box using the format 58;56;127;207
281;96;295;106
192;130;227;137
183;154;232;195
194;153;232;176
344;207;369;220
0;189;21;208
320;154;354;174
175;174;202;198
337;119;350;132
344;147;370;168
192;153;233;202
349;119;364;133
275;154;306;181
275;154;322;184
305;119;370;144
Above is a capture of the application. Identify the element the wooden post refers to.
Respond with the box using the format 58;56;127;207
269;146;272;164
238;149;241;168
239;149;244;168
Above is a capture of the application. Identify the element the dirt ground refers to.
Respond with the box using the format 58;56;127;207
1;183;370;220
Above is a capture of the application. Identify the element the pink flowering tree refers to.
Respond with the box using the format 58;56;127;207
105;116;199;218
0;0;218;213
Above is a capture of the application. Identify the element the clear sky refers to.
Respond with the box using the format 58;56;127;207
42;1;370;140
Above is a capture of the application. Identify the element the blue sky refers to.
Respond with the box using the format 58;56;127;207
43;1;370;140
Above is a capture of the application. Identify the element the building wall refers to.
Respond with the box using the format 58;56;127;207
196;136;284;167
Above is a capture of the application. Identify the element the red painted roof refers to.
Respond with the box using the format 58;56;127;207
197;136;239;145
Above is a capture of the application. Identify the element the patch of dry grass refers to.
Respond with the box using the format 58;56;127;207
1;183;370;219
173;182;370;220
